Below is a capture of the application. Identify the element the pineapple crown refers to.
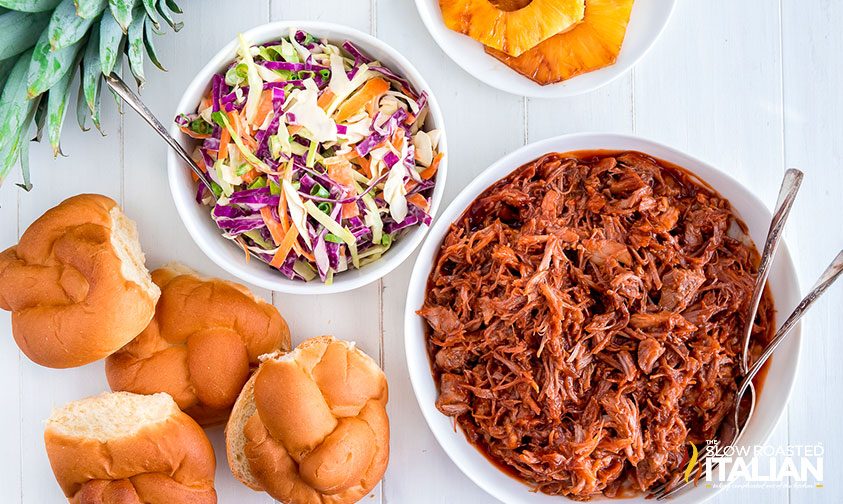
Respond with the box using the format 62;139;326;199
0;0;184;191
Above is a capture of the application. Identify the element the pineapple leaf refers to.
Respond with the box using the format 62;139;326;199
106;45;123;109
75;0;107;19
99;7;123;75
163;0;179;14
126;5;145;86
0;10;51;60
75;73;90;131
15;101;38;191
143;15;164;71
82;23;103;126
0;57;16;88
26;29;84;98
0;0;61;13
141;0;158;29
0;49;37;185
48;0;102;50
47;49;82;155
108;0;137;33
33;91;47;141
155;0;179;32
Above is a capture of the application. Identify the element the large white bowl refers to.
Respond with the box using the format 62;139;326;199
168;21;448;294
415;0;676;98
405;133;801;503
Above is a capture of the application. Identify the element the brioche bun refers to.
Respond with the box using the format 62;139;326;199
106;264;291;426
44;391;217;504
0;194;159;368
226;336;389;504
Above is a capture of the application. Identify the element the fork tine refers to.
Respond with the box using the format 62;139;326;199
648;452;711;499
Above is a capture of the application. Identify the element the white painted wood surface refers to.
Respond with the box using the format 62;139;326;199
0;0;840;502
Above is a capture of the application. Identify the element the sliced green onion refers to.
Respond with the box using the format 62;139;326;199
209;181;223;198
381;233;393;247
319;69;331;80
248;177;266;189
303;200;359;268
310;183;330;199
189;118;213;135
317;201;332;214
235;162;251;176
269;178;281;195
324;233;344;244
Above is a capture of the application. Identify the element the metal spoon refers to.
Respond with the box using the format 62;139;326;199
651;169;802;499
655;249;843;499
104;73;271;266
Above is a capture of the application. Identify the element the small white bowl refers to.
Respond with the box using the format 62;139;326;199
405;133;802;504
415;0;676;98
168;21;448;294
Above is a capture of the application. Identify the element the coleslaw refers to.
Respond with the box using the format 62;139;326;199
175;29;442;283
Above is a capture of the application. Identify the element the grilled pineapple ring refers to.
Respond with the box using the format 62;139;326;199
440;0;586;57
487;0;635;85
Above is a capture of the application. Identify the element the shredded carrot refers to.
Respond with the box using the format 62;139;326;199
270;225;299;267
391;129;405;151
335;78;390;123
366;96;379;118
353;156;372;178
277;189;290;232
288;124;303;135
260;207;285;246
190;171;199;182
200;94;212;110
419;152;443;180
219;126;231;159
407;193;430;212
253;90;274;128
293;241;315;262
405;180;418;193
317;89;335;110
236;238;251;262
179;126;211;140
327;159;355;188
242;169;258;184
404;112;416;125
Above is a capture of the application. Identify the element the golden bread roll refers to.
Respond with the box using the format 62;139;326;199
44;391;217;504
106;264;291;426
0;194;159;368
226;336;389;504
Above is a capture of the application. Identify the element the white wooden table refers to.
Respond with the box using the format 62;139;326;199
1;1;840;503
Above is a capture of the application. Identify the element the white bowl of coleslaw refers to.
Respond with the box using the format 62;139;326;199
168;21;447;294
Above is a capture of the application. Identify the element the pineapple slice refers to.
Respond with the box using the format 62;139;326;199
440;0;586;57
487;0;635;85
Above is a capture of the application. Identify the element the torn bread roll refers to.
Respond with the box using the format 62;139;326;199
44;391;217;504
0;194;159;368
106;264;291;426
226;336;389;504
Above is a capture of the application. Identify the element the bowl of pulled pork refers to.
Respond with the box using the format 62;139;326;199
405;133;801;503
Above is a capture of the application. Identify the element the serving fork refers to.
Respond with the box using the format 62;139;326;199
651;169;843;499
652;248;843;499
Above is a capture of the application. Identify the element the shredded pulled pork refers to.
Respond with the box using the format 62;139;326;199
420;152;774;499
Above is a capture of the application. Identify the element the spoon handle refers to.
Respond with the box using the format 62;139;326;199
104;73;215;193
741;168;804;371
739;250;843;396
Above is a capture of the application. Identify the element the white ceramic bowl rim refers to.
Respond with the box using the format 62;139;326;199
167;21;448;294
404;132;802;504
414;0;677;98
